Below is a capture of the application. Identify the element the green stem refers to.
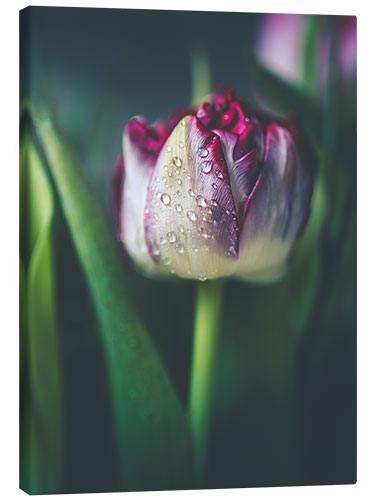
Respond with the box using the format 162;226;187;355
190;48;211;106
189;280;223;483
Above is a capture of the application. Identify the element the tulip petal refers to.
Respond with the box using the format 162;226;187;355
217;119;264;217
235;123;313;282
119;118;168;277
144;115;239;280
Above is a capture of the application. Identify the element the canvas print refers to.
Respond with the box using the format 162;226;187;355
19;7;356;495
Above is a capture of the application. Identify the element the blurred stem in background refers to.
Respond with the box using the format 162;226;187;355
191;48;211;106
189;281;223;483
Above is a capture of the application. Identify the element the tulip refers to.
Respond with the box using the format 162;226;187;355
113;89;316;283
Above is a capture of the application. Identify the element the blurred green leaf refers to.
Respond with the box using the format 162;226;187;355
19;127;63;494
249;53;323;145
30;108;193;491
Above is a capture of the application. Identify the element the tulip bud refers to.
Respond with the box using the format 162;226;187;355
113;89;316;283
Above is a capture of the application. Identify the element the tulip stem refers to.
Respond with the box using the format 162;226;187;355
189;280;223;484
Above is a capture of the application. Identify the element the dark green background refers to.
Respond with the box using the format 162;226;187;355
20;7;356;493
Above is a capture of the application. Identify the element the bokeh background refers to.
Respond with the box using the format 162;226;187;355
20;7;356;494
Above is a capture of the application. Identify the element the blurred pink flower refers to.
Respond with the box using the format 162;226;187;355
256;13;356;93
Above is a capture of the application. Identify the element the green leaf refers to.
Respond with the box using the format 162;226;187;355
19;128;63;494
31;108;193;490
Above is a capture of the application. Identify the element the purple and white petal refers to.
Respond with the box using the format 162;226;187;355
144;115;239;281
216;118;264;218
119;118;167;277
234;123;313;283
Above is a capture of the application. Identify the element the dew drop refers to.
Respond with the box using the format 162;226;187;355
167;231;177;243
201;160;212;174
198;147;209;158
200;228;212;239
161;193;171;205
210;199;218;207
187;210;197;222
162;256;171;265
160;235;167;245
175;243;185;254
175;203;183;213
176;190;181;197
212;183;218;190
229;246;236;257
150;241;160;256
216;170;224;179
172;156;182;168
199;273;207;281
177;179;182;185
166;146;172;152
188;188;195;197
196;195;208;208
178;224;184;233
180;120;186;127
179;142;184;149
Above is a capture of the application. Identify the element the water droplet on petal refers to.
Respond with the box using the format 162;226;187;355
210;199;218;207
166;146;172;152
198;147;209;158
181;120;186;127
188;188;195;197
175;243;185;254
216;170;224;179
161;193;171;205
229;246;236;257
212;183;218;190
179;142;184;149
175;203;183;213
178;224;184;233
202;160;212;174
196;195;208;208
172;156;182;168
150;241;160;256
160;235;167;245
187;210;197;222
167;231;177;243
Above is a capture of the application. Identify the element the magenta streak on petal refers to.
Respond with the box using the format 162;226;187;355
242;171;263;225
